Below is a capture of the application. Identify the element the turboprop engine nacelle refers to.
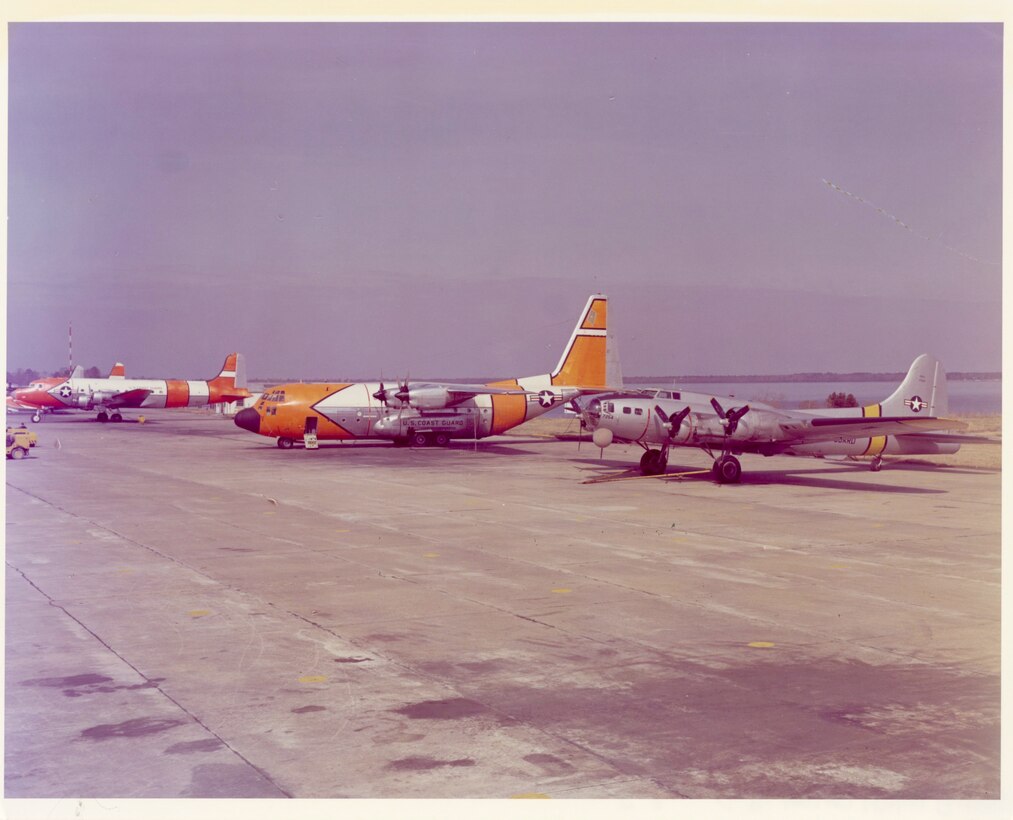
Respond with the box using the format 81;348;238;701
396;386;453;409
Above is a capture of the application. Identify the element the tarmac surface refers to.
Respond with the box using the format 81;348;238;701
4;410;1001;800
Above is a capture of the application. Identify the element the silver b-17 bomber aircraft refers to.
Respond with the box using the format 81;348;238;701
580;354;974;483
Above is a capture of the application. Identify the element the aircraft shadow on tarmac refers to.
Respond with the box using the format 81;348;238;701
248;439;544;458
572;459;947;494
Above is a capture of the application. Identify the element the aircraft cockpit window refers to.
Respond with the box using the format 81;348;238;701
604;402;614;413
658;391;672;400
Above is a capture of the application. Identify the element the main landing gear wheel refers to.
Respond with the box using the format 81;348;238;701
277;437;295;449
411;432;431;447
639;448;668;476
870;455;883;472
111;412;123;423
97;411;108;423
712;455;742;484
433;432;450;447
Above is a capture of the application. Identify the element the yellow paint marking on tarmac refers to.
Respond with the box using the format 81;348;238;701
188;610;211;618
423;552;440;559
116;568;133;574
748;641;776;648
511;793;551;799
551;588;572;594
831;564;849;570
582;469;709;485
263;510;276;515
334;529;349;533
299;675;327;684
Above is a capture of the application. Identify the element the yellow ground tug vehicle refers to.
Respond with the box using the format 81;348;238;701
6;427;35;459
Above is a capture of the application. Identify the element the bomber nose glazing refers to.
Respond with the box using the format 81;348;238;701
234;407;262;434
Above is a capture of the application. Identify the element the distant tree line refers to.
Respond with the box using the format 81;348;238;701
798;392;860;410
7;365;102;388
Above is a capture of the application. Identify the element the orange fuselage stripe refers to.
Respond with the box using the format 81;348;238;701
488;379;528;434
166;380;190;407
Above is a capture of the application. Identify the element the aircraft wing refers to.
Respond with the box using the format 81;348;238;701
446;384;532;397
789;416;967;442
103;388;153;408
7;396;37;411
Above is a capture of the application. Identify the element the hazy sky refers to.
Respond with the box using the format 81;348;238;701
7;23;1003;378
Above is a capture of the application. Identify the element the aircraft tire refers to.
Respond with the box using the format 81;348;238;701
433;432;450;447
111;413;123;423
870;456;883;472
713;455;742;484
640;449;667;476
10;446;27;460
411;432;431;447
277;437;295;449
97;412;108;423
31;413;41;423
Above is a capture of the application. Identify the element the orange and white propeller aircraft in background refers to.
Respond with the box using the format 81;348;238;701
234;295;610;448
10;354;250;423
7;361;127;421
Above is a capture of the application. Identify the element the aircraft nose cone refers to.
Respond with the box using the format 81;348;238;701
234;407;262;434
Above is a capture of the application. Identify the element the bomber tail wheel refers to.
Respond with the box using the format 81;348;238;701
870;456;883;472
713;455;742;484
32;414;41;423
277;437;295;449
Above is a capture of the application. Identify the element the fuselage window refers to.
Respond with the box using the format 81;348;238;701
622;406;631;414
634;408;643;416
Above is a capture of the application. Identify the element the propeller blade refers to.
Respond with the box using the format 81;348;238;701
655;405;690;439
724;405;750;436
710;397;726;418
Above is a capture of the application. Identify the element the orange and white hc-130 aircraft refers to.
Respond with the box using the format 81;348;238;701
234;295;610;448
9;353;250;422
579;354;975;484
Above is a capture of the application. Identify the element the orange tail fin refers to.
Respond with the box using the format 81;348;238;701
550;295;608;387
208;353;250;402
